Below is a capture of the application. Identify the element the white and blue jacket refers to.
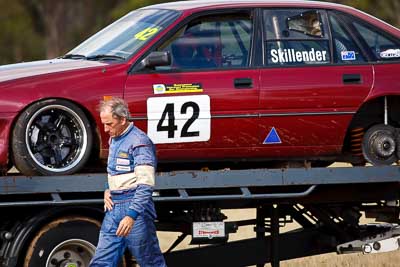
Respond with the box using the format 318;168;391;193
107;123;157;220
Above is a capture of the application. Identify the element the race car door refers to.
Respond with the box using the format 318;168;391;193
124;10;260;161
258;9;373;158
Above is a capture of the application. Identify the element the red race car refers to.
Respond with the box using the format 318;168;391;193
1;0;400;176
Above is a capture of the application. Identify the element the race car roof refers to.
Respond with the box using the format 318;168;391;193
142;0;348;11
140;0;400;37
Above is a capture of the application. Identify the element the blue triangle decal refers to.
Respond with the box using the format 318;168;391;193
263;127;282;144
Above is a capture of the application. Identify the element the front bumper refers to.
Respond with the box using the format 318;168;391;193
0;113;17;173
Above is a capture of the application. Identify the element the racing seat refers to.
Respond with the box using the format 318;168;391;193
171;37;196;69
171;30;221;69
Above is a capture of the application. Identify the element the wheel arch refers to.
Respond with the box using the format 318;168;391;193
3;206;103;267
342;95;400;158
8;97;102;172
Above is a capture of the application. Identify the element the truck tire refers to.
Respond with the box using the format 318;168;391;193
12;99;93;176
23;216;100;267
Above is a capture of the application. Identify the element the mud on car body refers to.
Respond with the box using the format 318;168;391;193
1;0;400;176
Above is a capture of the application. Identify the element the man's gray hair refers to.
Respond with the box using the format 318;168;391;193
99;97;130;119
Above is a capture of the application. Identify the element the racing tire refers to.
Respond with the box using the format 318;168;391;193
12;99;93;176
23;216;101;267
362;124;397;166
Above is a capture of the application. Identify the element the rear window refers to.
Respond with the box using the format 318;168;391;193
328;13;366;64
263;9;331;66
352;19;400;61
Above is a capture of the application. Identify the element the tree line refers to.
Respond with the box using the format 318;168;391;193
0;0;399;65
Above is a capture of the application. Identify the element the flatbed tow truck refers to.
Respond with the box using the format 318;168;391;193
1;165;400;267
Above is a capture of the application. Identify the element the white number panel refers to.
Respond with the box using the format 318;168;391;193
147;95;211;144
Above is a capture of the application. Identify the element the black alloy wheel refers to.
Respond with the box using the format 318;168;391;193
12;99;93;176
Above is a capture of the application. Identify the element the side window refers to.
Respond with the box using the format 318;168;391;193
352;20;400;61
157;13;253;71
264;9;331;66
329;13;365;63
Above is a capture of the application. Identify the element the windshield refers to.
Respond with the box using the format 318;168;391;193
67;9;181;60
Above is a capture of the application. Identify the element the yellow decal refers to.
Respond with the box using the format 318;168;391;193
134;27;159;41
153;83;203;94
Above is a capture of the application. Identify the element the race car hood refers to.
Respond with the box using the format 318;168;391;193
0;59;108;83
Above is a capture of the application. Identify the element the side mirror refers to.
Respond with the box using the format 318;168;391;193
136;51;171;71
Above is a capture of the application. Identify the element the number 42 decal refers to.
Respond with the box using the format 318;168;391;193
147;95;211;144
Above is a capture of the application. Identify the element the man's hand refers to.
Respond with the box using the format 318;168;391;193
104;189;114;211
116;216;135;237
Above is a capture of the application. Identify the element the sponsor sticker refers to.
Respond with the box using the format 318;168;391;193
153;83;203;94
380;49;400;59
116;158;130;165
341;51;356;61
116;165;131;171
153;84;166;94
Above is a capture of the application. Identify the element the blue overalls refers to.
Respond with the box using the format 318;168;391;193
90;124;166;267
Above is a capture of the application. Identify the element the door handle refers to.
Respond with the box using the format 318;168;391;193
234;78;253;89
343;74;362;84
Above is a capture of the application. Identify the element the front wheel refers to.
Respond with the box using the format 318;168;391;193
362;124;398;165
12;99;93;176
23;216;100;267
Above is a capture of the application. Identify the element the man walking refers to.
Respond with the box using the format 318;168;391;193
90;97;166;266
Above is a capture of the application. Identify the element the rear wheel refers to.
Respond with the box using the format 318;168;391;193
12;99;93;176
362;124;398;165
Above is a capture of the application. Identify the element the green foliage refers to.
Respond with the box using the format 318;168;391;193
110;0;176;19
0;1;44;64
